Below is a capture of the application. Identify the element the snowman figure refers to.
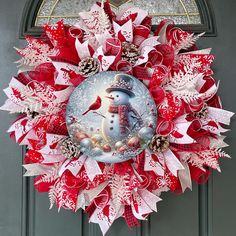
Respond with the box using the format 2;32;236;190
102;74;143;144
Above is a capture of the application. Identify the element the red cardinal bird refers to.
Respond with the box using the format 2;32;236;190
82;96;102;115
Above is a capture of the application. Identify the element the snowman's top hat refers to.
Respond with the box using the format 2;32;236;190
106;74;135;97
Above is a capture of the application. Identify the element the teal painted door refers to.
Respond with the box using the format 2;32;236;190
0;0;235;235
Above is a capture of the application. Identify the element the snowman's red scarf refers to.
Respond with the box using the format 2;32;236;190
109;104;142;134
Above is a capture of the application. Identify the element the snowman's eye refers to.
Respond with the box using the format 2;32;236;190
116;95;119;97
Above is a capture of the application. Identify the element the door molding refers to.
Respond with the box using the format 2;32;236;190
21;147;35;236
19;0;217;38
199;178;213;236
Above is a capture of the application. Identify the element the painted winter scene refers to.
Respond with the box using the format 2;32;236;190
66;71;157;163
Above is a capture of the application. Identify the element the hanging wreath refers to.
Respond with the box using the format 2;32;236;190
1;1;234;234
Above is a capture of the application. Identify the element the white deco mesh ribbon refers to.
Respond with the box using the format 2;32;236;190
94;46;115;71
75;39;91;60
207;107;234;125
169;120;195;144
135;44;158;66
76;181;108;210
84;157;102;181
36;134;67;164
145;148;184;177
52;61;80;85
39;134;66;155
41;154;66;164
210;135;228;149
53;87;75;103
90;188;161;235
7;117;33;143
23;163;53;176
113;19;133;42
137;189;162;212
58;155;102;181
178;160;192;192
144;149;164;176
3;77;25;104
161;149;185;177
131;190;154;220
58;154;87;177
116;6;148;25
89;200;123;235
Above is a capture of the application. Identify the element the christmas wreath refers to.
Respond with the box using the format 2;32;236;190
1;1;234;234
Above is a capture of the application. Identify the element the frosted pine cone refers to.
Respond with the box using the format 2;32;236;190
60;137;80;159
78;57;100;77
121;42;140;65
27;108;39;119
149;135;169;153
194;104;208;119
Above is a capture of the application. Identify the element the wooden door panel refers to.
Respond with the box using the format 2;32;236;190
35;194;83;236
0;1;28;236
209;1;236;235
27;177;203;236
150;187;199;236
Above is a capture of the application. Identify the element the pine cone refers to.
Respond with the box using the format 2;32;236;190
149;135;169;153
121;42;140;65
78;57;100;77
60;137;80;159
194;104;208;119
27;108;39;119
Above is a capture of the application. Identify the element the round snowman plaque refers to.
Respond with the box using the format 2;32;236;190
66;71;157;163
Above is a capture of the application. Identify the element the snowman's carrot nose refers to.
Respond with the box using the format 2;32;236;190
105;96;114;100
